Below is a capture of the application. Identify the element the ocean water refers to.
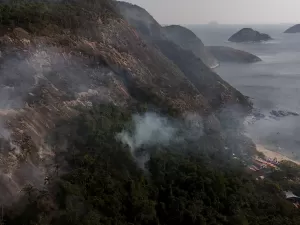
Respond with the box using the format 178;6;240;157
189;24;300;160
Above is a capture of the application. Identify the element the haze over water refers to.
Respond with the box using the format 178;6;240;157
191;24;300;160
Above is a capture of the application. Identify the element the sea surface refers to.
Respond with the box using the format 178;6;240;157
189;24;300;160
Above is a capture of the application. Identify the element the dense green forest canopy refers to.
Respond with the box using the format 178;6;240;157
0;0;118;31
2;104;300;225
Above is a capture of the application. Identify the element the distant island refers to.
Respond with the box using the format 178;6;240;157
206;46;262;63
229;28;272;43
284;24;300;33
208;21;219;26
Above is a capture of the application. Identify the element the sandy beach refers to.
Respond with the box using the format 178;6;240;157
256;144;300;165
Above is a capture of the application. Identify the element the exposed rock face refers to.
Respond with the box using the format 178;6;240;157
228;28;272;43
207;46;262;63
284;24;300;33
0;34;133;202
0;0;207;202
0;0;252;203
162;25;219;68
117;1;251;110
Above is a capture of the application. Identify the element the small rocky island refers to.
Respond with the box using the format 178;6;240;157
228;28;272;42
284;24;300;33
206;46;262;63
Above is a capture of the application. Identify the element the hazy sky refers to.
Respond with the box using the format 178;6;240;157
122;0;300;24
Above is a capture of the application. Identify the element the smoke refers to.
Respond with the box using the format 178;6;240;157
116;109;256;168
117;112;178;152
0;42;119;204
0;0;131;205
0;48;54;204
116;111;206;169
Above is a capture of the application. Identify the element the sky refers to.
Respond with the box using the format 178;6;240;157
122;0;300;25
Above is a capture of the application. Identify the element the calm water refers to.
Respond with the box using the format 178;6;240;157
190;24;300;159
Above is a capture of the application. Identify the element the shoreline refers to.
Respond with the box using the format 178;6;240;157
256;144;300;165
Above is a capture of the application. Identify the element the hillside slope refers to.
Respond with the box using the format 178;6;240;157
0;0;210;202
117;1;251;110
0;0;250;204
162;25;219;68
0;1;299;225
117;2;219;68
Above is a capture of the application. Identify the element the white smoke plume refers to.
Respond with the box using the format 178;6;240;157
117;112;178;152
116;111;205;160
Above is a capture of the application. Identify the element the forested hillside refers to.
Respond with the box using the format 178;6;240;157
3;104;300;225
0;1;297;225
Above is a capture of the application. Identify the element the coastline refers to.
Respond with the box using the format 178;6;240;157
256;144;300;165
210;62;220;69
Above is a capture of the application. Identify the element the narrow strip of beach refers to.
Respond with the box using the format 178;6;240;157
256;144;300;165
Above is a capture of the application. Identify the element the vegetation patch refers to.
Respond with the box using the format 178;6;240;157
2;104;300;225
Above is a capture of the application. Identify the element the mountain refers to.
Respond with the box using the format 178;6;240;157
284;24;300;33
229;28;272;42
162;25;219;68
0;0;205;201
117;2;219;68
0;0;252;202
207;46;262;63
0;1;300;225
117;1;250;110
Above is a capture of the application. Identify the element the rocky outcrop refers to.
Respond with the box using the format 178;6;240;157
162;25;219;68
228;28;272;43
207;46;262;63
284;24;300;33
